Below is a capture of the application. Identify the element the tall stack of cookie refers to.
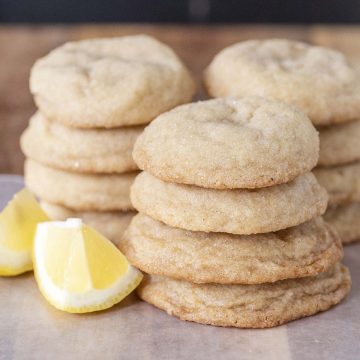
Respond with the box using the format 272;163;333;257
120;97;351;328
204;38;360;244
20;35;195;245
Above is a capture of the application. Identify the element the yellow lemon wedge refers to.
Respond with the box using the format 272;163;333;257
33;218;143;313
0;188;49;276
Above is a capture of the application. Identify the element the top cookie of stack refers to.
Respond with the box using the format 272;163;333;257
121;96;350;328
204;39;360;244
21;35;195;243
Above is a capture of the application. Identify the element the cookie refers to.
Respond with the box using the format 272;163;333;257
318;120;360;167
204;39;360;126
131;172;328;234
25;159;137;211
41;201;135;245
21;112;143;174
133;97;319;189
314;162;360;206
137;263;351;328
324;203;360;245
121;214;342;284
30;35;196;128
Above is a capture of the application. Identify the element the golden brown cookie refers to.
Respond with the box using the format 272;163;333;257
131;171;328;234
133;97;319;189
41;201;135;245
318;120;360;167
25;159;137;211
324;203;360;245
30;35;195;128
314;162;360;206
204;39;360;126
21;112;143;174
121;214;342;284
138;263;351;328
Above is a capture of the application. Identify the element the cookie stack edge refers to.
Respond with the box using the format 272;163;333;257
20;34;196;245
120;96;351;328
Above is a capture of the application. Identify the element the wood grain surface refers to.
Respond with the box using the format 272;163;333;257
1;25;360;174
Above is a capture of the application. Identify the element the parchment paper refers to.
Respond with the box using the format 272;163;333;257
0;175;359;360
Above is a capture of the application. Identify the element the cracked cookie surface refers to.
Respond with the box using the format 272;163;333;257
30;35;195;128
137;263;351;328
120;214;342;284
133;97;319;189
204;39;360;126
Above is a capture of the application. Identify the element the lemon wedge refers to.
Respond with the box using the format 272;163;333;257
0;188;49;276
33;218;143;313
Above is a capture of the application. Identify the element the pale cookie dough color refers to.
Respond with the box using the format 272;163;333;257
120;214;342;284
324;203;360;244
318;120;360;167
314;162;360;206
138;263;351;328
131;172;328;234
133;97;319;189
204;39;360;126
25;159;137;211
21;112;143;174
41;201;135;245
30;35;196;128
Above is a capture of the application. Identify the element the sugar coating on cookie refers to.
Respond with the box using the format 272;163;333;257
314;162;360;206
318;120;360;167
324;203;360;245
204;39;360;126
131;171;328;234
30;35;196;128
25;159;138;211
21;112;143;174
120;214;342;284
41;201;135;245
133;97;319;189
137;263;351;328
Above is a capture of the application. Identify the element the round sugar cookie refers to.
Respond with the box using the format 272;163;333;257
318;119;360;167
324;203;360;245
131;172;328;234
21;112;143;174
204;39;360;126
133;97;319;189
25;160;137;211
120;214;342;284
314;162;360;206
137;263;351;328
30;35;195;128
41;201;135;246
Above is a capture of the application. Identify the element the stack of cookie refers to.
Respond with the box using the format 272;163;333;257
120;97;351;328
315;124;360;245
204;38;360;244
20;35;195;244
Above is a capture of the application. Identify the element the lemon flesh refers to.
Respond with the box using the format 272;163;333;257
0;188;49;276
33;219;143;313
